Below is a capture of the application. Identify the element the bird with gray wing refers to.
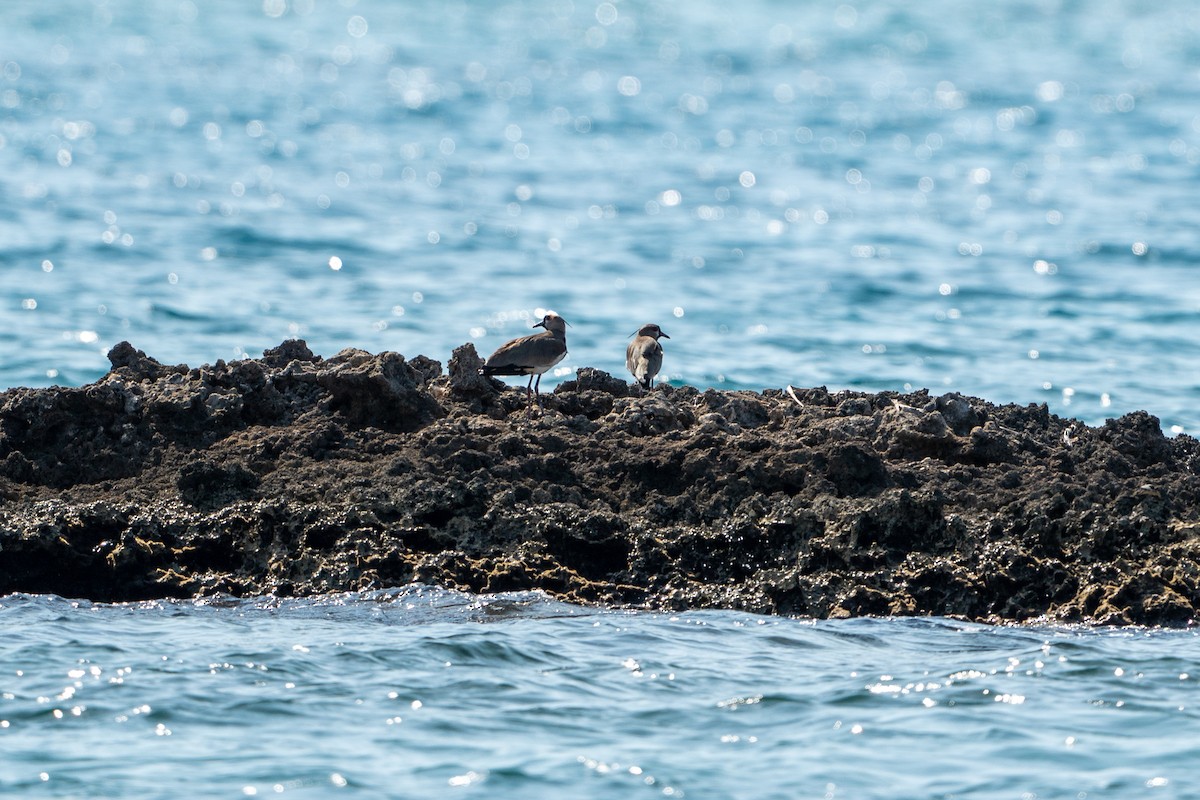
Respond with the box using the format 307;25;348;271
480;312;569;407
626;323;669;389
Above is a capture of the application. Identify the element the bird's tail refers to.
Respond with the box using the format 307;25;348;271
479;364;522;376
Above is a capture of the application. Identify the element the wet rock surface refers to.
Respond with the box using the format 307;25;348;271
2;340;1199;626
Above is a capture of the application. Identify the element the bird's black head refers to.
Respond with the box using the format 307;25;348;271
533;313;569;332
635;323;669;340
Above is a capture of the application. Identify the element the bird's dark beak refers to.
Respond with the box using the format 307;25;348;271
660;332;670;339
532;320;546;330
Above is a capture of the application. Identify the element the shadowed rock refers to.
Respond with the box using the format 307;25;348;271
1;339;1199;626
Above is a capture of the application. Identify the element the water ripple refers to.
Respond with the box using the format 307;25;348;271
1;1;1198;432
3;590;1200;797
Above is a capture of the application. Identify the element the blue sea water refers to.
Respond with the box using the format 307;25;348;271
2;0;1199;430
4;2;1200;796
3;588;1200;800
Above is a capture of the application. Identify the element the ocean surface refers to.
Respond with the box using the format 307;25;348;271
2;0;1199;431
4;2;1200;797
3;588;1200;800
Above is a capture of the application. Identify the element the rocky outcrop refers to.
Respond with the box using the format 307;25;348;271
1;340;1198;626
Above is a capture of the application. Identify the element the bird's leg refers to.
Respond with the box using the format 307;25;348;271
520;374;536;417
524;374;542;417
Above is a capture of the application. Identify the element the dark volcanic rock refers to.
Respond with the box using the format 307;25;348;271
2;339;1199;626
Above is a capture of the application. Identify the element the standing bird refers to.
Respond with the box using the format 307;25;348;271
480;312;569;407
626;323;669;389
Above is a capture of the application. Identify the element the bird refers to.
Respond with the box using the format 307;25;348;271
626;323;669;389
479;312;569;407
